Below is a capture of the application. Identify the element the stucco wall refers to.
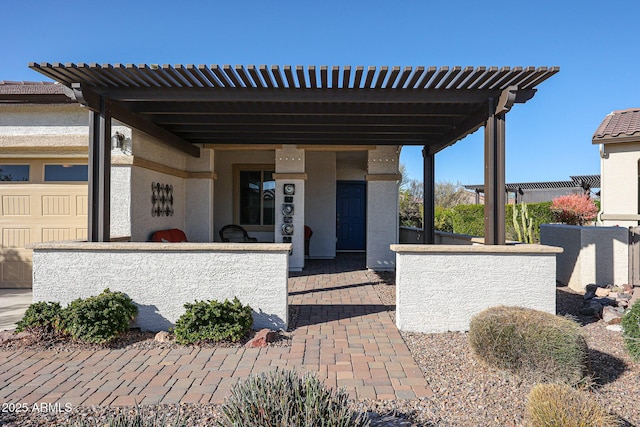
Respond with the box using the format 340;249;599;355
392;244;560;333
213;150;276;243
32;242;290;331
600;142;640;227
541;224;629;291
366;147;399;270
130;166;186;242
305;152;337;259
111;163;132;239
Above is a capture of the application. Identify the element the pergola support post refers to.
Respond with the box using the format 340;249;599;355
88;98;111;242
484;99;506;245
422;147;435;244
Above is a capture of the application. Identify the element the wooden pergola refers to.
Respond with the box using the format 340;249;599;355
29;63;559;245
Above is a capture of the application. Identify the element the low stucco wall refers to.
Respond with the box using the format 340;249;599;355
391;244;562;333
31;242;291;331
540;224;628;292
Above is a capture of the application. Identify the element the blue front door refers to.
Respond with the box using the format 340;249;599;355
336;181;366;251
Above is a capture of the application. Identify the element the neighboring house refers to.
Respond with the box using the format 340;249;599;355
464;175;599;205
593;108;640;227
0;82;89;288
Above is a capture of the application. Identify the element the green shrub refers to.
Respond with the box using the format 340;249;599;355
173;297;253;345
468;306;588;385
526;383;619;427
217;368;369;427
15;301;63;334
434;206;454;233
622;300;640;362
451;204;485;236
60;289;138;344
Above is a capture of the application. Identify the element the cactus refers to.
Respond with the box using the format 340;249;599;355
513;203;534;243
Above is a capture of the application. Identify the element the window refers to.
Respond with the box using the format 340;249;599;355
44;165;88;182
235;165;275;228
0;165;29;182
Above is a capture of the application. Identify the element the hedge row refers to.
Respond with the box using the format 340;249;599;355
435;201;554;243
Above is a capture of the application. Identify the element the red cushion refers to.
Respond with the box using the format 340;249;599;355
150;229;188;242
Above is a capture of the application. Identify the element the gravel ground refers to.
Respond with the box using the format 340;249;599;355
2;274;638;426
370;271;639;427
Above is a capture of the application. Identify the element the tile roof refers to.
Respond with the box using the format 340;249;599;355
0;81;74;103
593;108;640;142
0;81;66;94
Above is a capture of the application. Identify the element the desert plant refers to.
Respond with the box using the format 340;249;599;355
15;301;63;334
173;297;253;345
526;383;619;427
512;203;534;243
59;289;138;344
67;403;187;426
550;193;598;226
621;300;640;362
217;368;370;427
468;306;589;385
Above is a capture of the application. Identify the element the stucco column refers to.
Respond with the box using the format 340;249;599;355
275;145;306;271
186;147;216;242
366;146;400;271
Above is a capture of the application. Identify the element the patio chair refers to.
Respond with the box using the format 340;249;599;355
219;224;258;243
304;225;313;258
149;228;188;242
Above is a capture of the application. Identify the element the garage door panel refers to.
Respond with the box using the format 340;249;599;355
0;183;87;288
42;195;71;216
2;195;31;216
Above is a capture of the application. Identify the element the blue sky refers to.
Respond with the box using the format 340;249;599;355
3;0;639;185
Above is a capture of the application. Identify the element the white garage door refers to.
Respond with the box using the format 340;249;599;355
1;162;88;288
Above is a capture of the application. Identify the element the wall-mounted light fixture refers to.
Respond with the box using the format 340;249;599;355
112;132;125;150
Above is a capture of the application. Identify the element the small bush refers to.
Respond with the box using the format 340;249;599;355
173;297;253;345
67;404;186;426
435;206;454;233
217;368;370;427
526;383;619;427
451;204;485;236
469;306;588;385
551;193;598;225
59;289;138;344
622;300;640;362
15;301;63;334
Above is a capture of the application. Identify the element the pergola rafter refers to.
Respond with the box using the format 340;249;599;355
29;62;559;244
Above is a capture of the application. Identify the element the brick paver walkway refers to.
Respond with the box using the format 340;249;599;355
0;255;432;406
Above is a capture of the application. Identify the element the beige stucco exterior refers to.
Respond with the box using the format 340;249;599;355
598;140;640;227
1;98;402;287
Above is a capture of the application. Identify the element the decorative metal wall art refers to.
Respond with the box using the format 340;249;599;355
151;182;174;217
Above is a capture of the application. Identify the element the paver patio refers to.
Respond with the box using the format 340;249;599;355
0;254;432;406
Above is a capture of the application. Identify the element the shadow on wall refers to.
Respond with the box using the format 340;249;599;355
541;224;629;291
0;248;32;289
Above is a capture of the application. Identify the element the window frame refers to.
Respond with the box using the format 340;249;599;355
233;164;276;232
43;163;88;183
0;164;31;183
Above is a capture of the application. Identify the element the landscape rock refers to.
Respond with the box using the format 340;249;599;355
621;284;633;293
602;306;624;324
595;287;611;297
245;328;277;348
154;331;173;343
606;324;623;332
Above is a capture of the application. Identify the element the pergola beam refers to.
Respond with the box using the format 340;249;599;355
483;98;506;245
87;99;111;242
90;86;537;104
65;84;200;158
